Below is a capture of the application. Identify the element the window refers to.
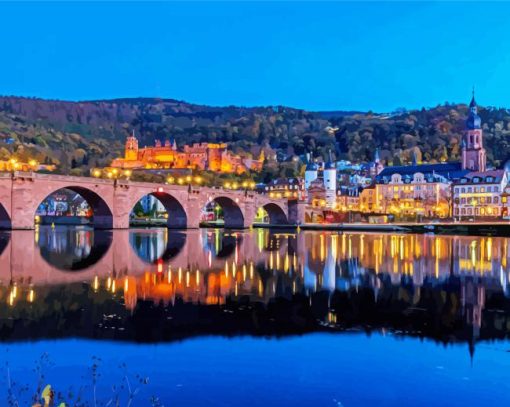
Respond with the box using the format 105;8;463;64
495;197;500;204
481;187;485;193
487;186;492;192
487;197;492;204
461;187;465;193
495;186;499;192
461;198;466;204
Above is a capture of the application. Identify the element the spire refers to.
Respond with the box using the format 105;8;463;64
305;152;318;171
466;88;481;130
374;148;380;163
469;86;477;108
325;149;335;169
412;150;418;166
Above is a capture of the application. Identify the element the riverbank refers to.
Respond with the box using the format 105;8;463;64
254;221;510;237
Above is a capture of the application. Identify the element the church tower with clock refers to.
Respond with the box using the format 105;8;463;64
461;90;486;172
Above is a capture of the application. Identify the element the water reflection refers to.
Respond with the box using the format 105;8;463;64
129;229;187;264
37;225;112;271
1;228;510;354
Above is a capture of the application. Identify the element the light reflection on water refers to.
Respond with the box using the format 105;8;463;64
1;226;510;404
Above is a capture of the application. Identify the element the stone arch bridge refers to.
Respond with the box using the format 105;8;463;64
0;172;305;229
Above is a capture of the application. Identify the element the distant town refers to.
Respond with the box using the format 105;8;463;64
2;91;510;226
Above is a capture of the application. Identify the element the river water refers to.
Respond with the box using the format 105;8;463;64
0;226;509;406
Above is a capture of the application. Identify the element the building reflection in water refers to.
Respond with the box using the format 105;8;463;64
2;228;510;351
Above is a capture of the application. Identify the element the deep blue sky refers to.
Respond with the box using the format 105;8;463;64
1;2;510;112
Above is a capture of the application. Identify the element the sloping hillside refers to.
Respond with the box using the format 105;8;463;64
0;96;509;178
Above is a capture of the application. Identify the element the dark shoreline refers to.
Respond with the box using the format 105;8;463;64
254;222;510;237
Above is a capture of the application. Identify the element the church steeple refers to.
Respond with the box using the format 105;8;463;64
462;89;486;172
466;87;481;130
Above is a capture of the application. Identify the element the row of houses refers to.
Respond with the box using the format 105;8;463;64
265;92;510;222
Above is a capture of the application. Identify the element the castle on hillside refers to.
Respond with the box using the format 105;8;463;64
111;132;264;174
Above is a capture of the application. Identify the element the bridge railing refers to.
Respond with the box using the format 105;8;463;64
1;170;290;201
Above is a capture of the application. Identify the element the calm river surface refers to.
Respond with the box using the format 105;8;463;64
1;226;510;405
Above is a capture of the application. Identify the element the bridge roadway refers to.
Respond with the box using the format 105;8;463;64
0;172;306;230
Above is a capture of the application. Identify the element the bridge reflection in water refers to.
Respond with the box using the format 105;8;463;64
1;227;510;355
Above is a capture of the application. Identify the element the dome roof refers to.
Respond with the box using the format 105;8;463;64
466;112;481;130
306;162;318;171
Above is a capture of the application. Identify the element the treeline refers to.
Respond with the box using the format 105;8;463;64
1;96;510;179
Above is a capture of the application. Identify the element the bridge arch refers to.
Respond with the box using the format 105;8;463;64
0;202;11;229
205;196;245;229
35;186;114;229
259;202;288;225
131;191;188;229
